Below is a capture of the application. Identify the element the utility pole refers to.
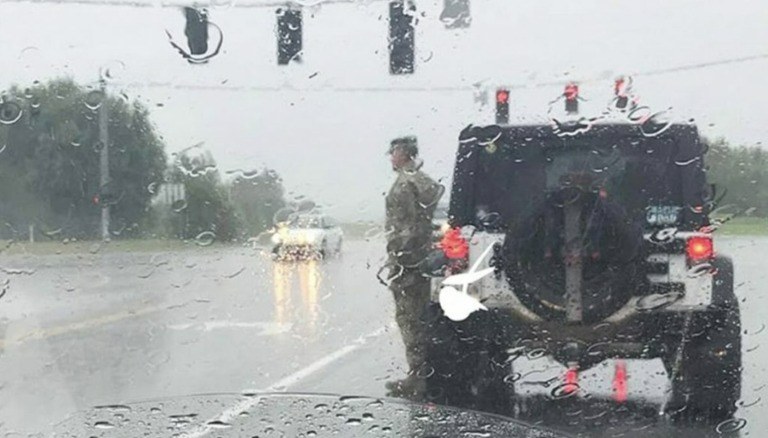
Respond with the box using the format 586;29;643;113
98;78;110;241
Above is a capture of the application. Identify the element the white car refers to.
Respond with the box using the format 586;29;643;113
271;214;343;259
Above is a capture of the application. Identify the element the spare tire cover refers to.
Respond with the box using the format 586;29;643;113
500;189;645;324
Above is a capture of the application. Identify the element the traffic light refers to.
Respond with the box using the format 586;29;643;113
440;0;471;28
564;83;579;114
614;76;633;110
389;0;416;75
495;88;509;125
277;8;303;65
184;7;208;56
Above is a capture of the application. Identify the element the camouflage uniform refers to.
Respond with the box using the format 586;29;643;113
385;158;443;373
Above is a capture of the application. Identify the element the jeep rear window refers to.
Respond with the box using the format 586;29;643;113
450;126;704;231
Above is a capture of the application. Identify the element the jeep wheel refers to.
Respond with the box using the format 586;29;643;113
422;304;511;414
664;259;741;422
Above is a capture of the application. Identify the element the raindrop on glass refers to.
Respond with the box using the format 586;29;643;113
171;199;188;213
714;417;747;434
84;90;104;111
0;102;23;125
195;231;216;246
93;421;115;429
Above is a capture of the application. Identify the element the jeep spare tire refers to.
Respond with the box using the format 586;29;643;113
501;188;645;324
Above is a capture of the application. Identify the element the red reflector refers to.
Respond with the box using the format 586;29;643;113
564;83;579;101
686;236;713;262
496;89;509;104
563;367;579;394
612;360;627;403
440;228;469;259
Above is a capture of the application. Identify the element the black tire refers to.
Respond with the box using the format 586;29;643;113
664;258;741;422
422;304;512;414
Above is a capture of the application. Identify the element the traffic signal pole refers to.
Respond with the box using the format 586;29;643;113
98;79;110;241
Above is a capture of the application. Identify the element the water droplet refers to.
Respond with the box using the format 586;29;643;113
225;168;261;180
526;348;546;360
206;420;231;429
636;292;683;311
415;365;434;378
100;60;126;82
674;156;700;166
93;421;115;429
70;138;81;147
93;141;104;153
147;182;158;194
503;372;522;385
314;403;329;411
687;262;715;278
715;417;747;433
0;144;7;155
195;231;216;246
640;109;674;138
550;383;580;399
346;418;362;426
84;90;104;111
0;102;23;125
737;397;761;408
171;199;188;213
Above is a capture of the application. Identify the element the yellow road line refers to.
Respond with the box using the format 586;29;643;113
0;305;167;349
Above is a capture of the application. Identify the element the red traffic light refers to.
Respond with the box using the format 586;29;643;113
564;83;579;101
496;89;509;104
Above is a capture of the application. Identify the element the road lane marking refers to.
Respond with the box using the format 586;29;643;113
0;304;168;348
167;321;292;335
181;322;395;438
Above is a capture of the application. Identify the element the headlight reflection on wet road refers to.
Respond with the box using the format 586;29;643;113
271;259;322;334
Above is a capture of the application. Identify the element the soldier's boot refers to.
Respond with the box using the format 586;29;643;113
385;375;426;401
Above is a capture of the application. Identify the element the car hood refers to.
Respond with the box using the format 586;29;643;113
53;392;567;438
280;228;324;244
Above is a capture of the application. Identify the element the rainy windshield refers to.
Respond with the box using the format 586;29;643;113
0;1;766;437
292;216;323;229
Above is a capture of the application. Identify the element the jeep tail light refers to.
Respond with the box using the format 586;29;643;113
686;235;713;263
440;227;469;260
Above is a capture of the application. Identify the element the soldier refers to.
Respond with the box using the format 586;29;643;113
384;136;444;398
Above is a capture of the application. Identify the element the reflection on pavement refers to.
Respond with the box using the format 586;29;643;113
271;260;322;334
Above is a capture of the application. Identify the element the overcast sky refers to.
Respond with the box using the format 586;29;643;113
1;0;767;220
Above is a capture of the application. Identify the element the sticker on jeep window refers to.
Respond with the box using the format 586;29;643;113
646;206;681;225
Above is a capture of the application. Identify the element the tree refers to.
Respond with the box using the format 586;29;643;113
230;169;285;236
161;147;240;242
0;78;167;239
705;138;768;216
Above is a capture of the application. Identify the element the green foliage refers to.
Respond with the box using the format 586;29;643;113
0;77;167;239
230;169;285;236
160;148;241;242
705;138;768;216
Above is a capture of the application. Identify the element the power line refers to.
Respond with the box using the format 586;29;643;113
109;52;768;93
0;0;385;8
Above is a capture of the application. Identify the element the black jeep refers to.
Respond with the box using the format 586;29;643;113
422;122;741;422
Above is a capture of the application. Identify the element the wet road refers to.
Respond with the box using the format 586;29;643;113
0;237;765;437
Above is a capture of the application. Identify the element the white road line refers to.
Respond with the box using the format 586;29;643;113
180;322;394;438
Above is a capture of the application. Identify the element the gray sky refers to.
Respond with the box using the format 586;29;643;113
1;0;767;220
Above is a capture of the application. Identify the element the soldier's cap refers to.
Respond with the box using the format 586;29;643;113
388;136;419;157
